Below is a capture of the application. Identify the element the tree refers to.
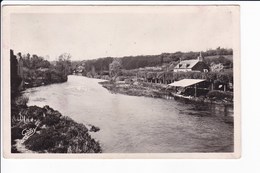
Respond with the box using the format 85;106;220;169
109;58;122;81
216;73;230;91
11;50;23;97
55;53;72;80
210;63;224;72
22;54;50;69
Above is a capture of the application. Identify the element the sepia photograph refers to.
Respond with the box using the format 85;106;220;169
2;5;240;158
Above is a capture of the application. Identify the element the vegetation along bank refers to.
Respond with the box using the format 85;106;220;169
72;47;234;106
10;49;102;153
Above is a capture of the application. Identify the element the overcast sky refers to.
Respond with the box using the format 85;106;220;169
10;6;235;61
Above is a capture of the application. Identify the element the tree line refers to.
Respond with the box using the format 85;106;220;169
73;47;233;75
11;50;72;91
136;70;233;91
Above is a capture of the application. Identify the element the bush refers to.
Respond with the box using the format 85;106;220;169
26;106;45;119
25;132;56;151
207;90;233;101
42;114;60;126
13;104;102;153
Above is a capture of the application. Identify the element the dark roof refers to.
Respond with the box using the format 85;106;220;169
174;60;199;69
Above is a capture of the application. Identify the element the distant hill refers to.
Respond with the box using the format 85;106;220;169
204;55;233;62
72;47;233;74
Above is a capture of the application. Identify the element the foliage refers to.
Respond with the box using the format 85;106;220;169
24;115;101;153
10;50;23;98
216;73;230;84
72;47;233;75
206;72;217;82
146;72;157;79
109;59;122;80
18;51;72;87
204;55;233;69
207;90;233;101
170;71;233;85
82;57;113;75
25;129;57;152
210;63;224;72
22;53;51;69
12;104;102;153
204;47;233;57
56;53;72;76
121;69;137;77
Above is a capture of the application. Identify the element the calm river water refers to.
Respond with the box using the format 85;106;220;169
24;75;234;153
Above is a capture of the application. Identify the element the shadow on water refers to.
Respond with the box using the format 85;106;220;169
209;104;234;125
176;99;234;125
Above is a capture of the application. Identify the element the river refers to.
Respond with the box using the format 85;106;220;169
24;75;234;153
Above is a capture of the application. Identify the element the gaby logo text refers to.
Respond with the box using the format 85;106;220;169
21;121;40;144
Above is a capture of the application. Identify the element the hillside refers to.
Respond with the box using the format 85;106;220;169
204;55;233;62
72;48;233;74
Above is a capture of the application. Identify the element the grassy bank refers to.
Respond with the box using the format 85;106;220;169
11;96;102;153
99;81;169;98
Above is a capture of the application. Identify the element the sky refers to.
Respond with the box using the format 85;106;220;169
10;6;236;61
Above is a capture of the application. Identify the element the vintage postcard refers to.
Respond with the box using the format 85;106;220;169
2;4;240;159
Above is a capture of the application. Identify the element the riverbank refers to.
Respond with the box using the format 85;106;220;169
99;80;233;106
18;75;233;152
99;81;168;98
11;96;102;153
24;75;68;88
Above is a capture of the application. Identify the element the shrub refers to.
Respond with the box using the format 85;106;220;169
207;90;233;101
14;105;102;153
25;133;56;151
26;106;45;119
24;128;61;152
42;114;60;126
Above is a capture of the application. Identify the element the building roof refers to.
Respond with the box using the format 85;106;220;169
174;60;199;69
168;79;206;87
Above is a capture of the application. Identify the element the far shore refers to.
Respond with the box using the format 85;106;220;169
98;79;233;106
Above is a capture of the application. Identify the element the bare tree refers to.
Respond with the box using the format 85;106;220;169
109;58;122;81
56;53;72;79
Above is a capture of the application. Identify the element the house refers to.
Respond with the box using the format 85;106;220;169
75;65;84;73
173;52;209;72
